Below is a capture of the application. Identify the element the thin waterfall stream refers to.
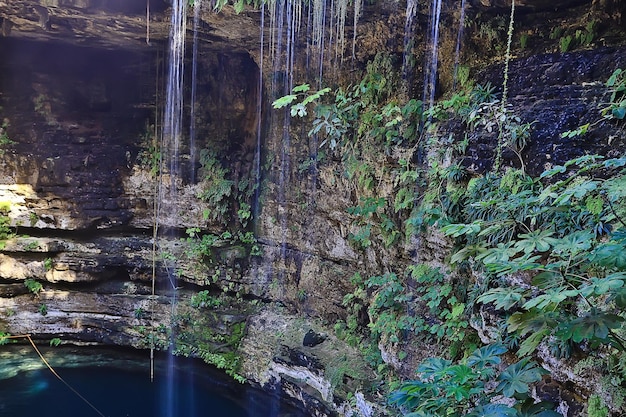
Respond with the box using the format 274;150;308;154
423;0;443;111
453;0;467;89
158;0;187;415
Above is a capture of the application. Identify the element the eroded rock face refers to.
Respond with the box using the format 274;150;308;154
0;0;263;51
0;1;625;416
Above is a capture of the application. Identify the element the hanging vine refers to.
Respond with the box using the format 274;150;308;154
493;0;515;173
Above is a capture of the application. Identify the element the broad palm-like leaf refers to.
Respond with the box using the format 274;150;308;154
497;359;547;398
478;287;525;310
555;310;624;343
466;343;507;373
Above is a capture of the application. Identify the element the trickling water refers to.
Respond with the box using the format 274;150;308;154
401;0;418;86
190;0;202;183
252;2;265;224
352;0;362;60
159;0;187;416
162;0;187;183
423;0;443;111
452;0;467;90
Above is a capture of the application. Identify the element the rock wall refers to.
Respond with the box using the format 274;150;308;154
0;0;626;416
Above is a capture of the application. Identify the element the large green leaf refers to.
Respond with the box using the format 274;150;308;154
522;287;579;310
476;242;520;265
508;311;559;356
531;271;563;290
416;357;453;380
517;329;551;357
550;231;594;256
497;359;547;398
514;230;559;254
580;273;626;297
467;404;518;417
450;244;487;264
447;364;476;385
553;179;598;205
271;94;297;109
590;243;626;269
466;343;507;369
477;287;525;310
556;310;624;343
441;221;482;237
612;104;626;120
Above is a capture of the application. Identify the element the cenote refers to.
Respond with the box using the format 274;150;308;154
0;347;305;417
1;0;626;416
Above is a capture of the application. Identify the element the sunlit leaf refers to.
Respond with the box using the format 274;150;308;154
292;84;311;93
272;94;297;109
522;288;579;310
477;287;525;310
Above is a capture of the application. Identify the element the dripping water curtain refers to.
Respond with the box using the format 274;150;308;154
150;46;163;383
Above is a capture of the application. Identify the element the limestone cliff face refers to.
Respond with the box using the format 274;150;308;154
0;0;625;415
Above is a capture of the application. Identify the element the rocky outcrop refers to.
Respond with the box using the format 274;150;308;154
0;0;625;416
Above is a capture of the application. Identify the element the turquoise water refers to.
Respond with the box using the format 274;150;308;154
0;349;306;417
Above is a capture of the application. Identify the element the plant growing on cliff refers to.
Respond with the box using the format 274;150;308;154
38;304;48;316
443;155;626;358
0;202;14;246
390;343;558;417
24;279;43;296
0;119;14;154
602;68;626;121
135;123;160;176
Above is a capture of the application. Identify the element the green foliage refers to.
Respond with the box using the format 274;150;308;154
0;332;10;345
189;0;261;13
444;155;626;357
390;344;554;417
0;202;13;242
272;84;331;117
0;119;14;155
24;279;43;295
134;307;146;319
588;394;609;417
137;124;160;177
49;338;62;347
198;149;235;224
347;197;401;249
549;27;563;40
190;290;224;309
603;68;626;121
25;241;39;251
407;264;471;345
38;303;48;316
44;258;54;271
559;35;573;53
174;311;247;383
519;33;529;49
366;272;423;345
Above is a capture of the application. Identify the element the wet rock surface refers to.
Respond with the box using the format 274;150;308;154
0;1;625;416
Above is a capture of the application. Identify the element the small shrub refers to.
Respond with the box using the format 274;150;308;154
44;258;54;271
24;279;43;295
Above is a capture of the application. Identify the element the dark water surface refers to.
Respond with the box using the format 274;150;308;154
0;347;306;417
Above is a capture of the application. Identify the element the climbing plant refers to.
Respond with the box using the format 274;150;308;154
390;343;559;417
442;155;626;359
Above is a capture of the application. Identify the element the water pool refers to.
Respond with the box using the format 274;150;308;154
0;346;306;417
